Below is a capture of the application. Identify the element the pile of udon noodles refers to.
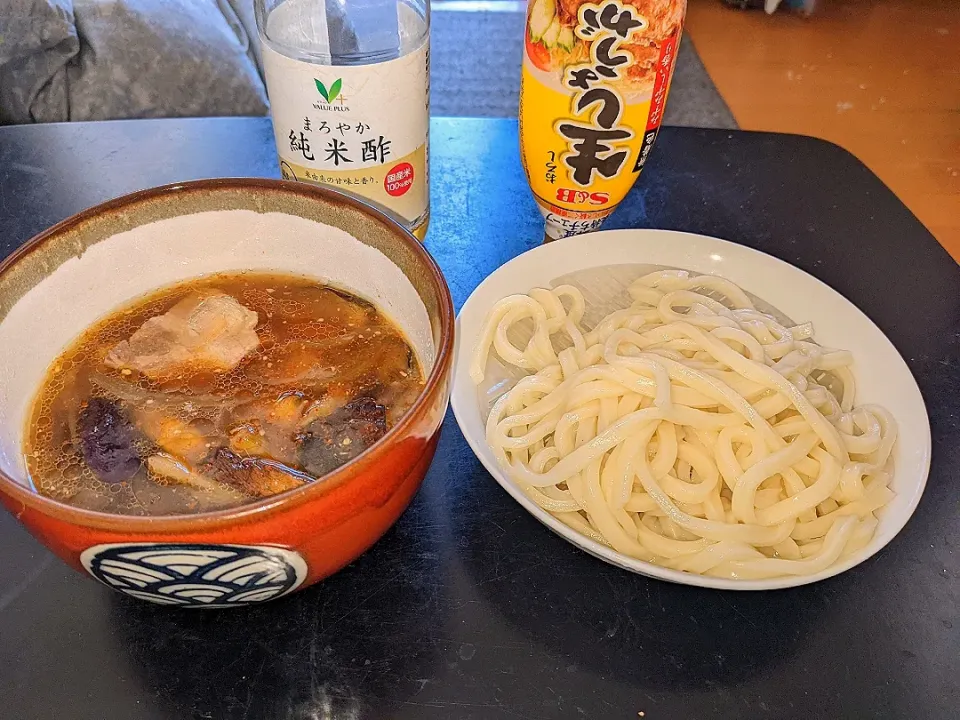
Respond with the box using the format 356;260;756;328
470;270;897;580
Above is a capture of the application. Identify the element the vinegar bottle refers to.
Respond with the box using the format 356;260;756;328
256;0;430;239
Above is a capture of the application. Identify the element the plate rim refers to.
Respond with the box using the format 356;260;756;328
451;228;932;591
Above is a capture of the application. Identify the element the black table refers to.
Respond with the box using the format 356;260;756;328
1;118;958;720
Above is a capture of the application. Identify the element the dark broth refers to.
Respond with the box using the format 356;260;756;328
24;272;424;516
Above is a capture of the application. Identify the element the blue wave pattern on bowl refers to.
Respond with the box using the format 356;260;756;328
79;543;308;607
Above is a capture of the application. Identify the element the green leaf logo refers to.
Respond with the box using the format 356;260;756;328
314;79;329;101
328;78;342;102
314;78;343;103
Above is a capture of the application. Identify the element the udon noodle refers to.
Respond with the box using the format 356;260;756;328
470;270;897;580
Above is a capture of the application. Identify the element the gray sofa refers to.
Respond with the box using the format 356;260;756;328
0;1;739;129
0;0;270;125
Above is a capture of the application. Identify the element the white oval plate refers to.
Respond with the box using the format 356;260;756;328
450;229;931;590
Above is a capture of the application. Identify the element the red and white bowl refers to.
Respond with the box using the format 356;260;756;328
0;179;454;607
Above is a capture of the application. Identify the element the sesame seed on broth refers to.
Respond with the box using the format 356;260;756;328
24;272;425;516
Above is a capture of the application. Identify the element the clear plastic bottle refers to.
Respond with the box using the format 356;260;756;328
256;0;430;239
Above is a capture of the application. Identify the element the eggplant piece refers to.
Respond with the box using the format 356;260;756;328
298;396;387;477
326;286;378;316
77;397;142;484
147;454;245;501
202;447;310;498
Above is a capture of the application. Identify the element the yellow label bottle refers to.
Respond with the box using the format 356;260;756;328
519;0;686;240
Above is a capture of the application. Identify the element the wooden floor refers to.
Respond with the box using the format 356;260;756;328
684;0;960;261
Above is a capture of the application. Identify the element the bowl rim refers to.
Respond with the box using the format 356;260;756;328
450;228;932;591
0;177;455;531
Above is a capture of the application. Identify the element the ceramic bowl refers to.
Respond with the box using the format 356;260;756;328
0;178;454;607
451;229;931;590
